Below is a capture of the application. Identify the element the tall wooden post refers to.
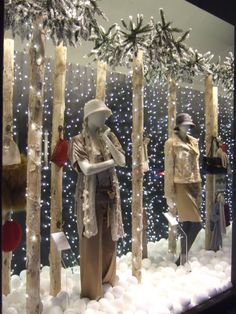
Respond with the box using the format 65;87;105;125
167;77;177;256
132;51;144;282
2;38;14;296
49;44;67;296
26;19;45;314
96;60;107;101
205;75;218;250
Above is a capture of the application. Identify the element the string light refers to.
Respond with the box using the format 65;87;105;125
10;50;233;275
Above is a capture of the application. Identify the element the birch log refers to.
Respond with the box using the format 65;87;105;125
167;77;177;255
132;51;144;282
205;75;218;250
2;38;14;296
96;60;107;101
26;19;45;314
2;212;12;296
49;44;67;296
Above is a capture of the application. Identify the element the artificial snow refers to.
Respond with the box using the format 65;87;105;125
3;226;232;314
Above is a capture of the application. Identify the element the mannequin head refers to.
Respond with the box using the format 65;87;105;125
174;113;195;135
88;111;107;130
83;99;112;135
178;124;191;136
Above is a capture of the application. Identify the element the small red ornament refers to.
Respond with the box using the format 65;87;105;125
2;220;22;252
50;138;69;168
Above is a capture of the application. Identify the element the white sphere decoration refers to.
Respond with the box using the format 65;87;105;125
84;309;96;314
19;269;27;281
56;291;70;311
118;261;128;272
48;305;64;314
42;265;50;273
127;275;138;285
72;298;87;312
87;300;100;311
11;275;21;290
63;309;77;314
104;291;115;301
112;286;124;298
5;307;18;314
6;290;23;304
141;258;152;269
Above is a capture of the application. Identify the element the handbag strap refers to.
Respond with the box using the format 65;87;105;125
58;125;64;140
207;136;219;157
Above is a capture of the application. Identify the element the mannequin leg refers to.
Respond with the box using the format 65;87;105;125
186;222;202;252
176;221;202;266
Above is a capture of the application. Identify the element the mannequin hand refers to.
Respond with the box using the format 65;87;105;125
98;127;111;141
167;198;176;209
216;148;229;168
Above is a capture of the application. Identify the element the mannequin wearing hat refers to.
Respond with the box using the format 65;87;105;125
164;113;202;266
69;99;125;300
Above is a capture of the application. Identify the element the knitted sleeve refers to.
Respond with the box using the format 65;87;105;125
68;134;88;172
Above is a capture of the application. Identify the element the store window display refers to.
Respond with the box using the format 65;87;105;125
69;98;126;300
164;113;202;266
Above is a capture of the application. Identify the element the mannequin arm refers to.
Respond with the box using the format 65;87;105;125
102;132;126;167
77;159;115;176
164;139;176;205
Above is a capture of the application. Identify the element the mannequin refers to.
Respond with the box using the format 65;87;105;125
69;99;125;300
164;113;202;266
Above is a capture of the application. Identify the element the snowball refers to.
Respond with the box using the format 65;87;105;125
142;258;152;269
71;298;87;312
84;309;96;314
5;307;18;314
55;291;70;310
104;291;115;301
69;292;81;303
127;275;138;285
11;275;21;290
40;278;50;295
148;305;171;314
113;298;125;311
102;284;112;295
190;261;201;270
63;309;77;314
42;265;50;273
6;290;25;305
117;280;129;290
179;295;191;308
19;269;27;281
87;300;100;311
193;292;209;304
215;250;224;258
112;285;124;298
48;306;63;314
118;262;128;272
135;310;147;314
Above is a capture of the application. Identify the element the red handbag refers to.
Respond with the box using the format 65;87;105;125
2;220;22;252
50;126;68;168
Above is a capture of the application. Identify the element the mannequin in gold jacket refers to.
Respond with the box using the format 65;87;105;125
164;113;202;265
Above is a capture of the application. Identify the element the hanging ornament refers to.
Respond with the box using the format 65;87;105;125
2;220;22;252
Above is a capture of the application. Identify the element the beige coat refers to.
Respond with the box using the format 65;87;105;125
68;131;124;241
164;133;201;201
